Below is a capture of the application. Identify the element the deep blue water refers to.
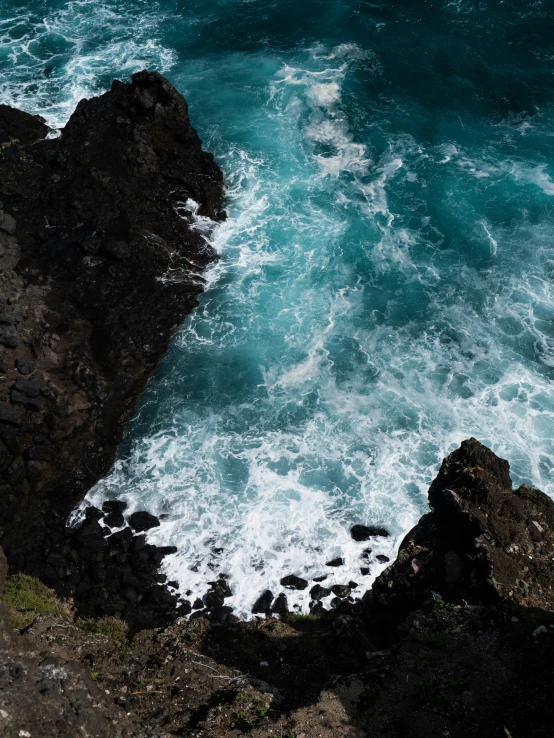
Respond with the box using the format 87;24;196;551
3;0;554;615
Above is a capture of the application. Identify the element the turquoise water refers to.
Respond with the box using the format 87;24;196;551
3;1;554;615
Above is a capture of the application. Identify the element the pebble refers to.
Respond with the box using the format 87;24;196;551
0;212;16;235
0;325;19;348
15;358;35;375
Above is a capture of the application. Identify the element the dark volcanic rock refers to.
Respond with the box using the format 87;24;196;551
0;71;224;590
280;574;309;590
129;511;160;532
331;584;351;598
272;592;289;615
0;547;163;738
55;506;182;627
310;584;331;600
252;590;273;614
0;104;49;145
15;357;35;375
3;439;554;738
103;511;125;528
351;523;389;541
372;438;554;621
326;557;344;567
103;500;127;514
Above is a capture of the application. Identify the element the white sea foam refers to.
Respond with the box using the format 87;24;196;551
0;0;176;129
14;21;553;619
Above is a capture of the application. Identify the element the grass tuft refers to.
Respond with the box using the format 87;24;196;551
3;573;68;630
78;617;129;648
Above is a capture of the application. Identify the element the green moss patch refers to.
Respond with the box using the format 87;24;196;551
78;617;129;648
3;573;68;630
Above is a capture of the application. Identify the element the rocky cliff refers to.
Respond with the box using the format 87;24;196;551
0;71;224;581
1;77;552;738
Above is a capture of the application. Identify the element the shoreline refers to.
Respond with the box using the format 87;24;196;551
0;72;224;619
1;74;553;737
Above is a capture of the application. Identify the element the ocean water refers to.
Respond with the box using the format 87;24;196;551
3;0;554;617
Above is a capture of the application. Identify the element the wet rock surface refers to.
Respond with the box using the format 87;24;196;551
350;524;389;541
0;70;224;580
52;504;185;629
280;574;309;590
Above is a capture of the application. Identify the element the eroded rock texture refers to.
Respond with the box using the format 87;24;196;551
0;71;224;578
372;437;554;621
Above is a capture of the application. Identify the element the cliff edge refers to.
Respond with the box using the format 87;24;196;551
0;71;224;580
1;77;552;738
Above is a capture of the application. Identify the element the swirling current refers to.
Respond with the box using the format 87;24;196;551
2;0;554;616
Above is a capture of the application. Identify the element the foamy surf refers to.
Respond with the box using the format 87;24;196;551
5;1;554;618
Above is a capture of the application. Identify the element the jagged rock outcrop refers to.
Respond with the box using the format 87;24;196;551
372;438;554;623
0;71;224;580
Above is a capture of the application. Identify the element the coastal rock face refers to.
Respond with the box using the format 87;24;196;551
1;74;554;737
0;71;224;575
372;438;554;621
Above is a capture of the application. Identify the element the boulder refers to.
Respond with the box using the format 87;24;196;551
280;574;309;590
128;511;160;532
310;584;331;600
272;593;289;615
252;590;274;614
351;524;390;541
